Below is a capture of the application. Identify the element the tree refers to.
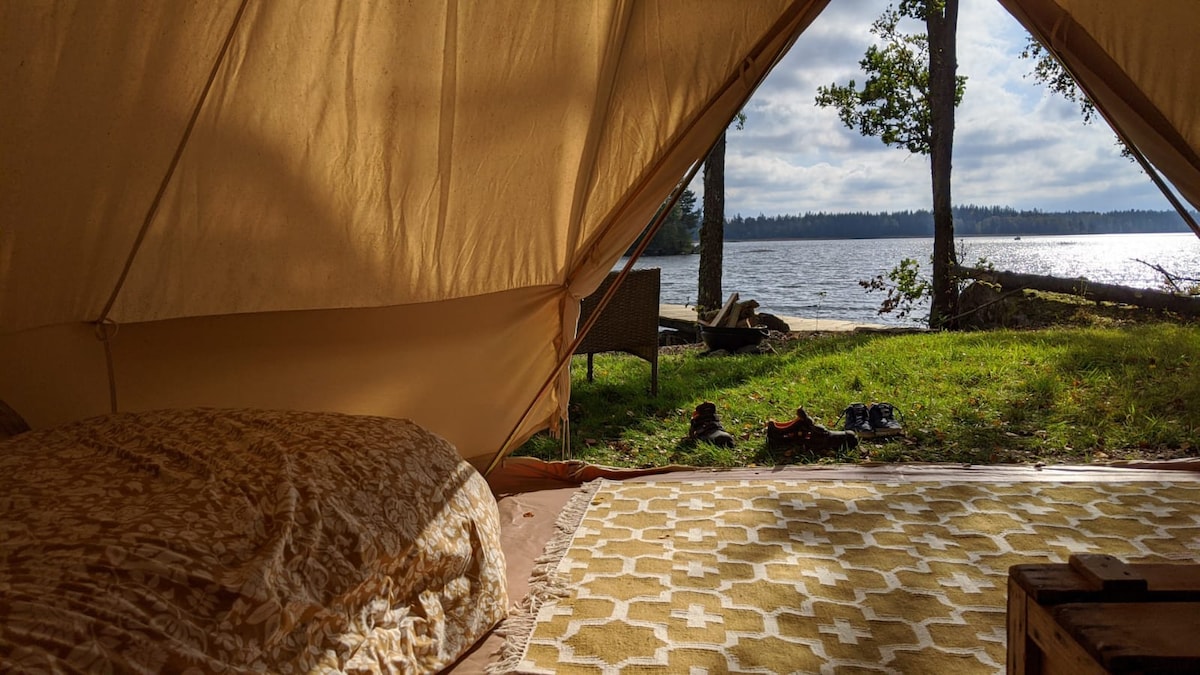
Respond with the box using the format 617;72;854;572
634;187;700;256
697;113;747;313
815;1;965;328
1020;37;1132;159
1021;38;1096;122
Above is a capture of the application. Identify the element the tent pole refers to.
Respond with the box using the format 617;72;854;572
1121;137;1200;239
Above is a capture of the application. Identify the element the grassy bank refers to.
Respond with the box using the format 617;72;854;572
517;323;1200;467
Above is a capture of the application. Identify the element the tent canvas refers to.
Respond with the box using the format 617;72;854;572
0;0;828;471
2;0;1199;476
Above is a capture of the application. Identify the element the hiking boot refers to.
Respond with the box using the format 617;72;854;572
869;402;903;437
767;407;858;454
689;402;735;448
839;402;875;439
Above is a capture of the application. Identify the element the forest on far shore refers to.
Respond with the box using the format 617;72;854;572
634;199;1195;256
725;205;1194;240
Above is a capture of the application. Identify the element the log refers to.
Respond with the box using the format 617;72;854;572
708;292;739;327
732;299;760;327
725;301;747;327
956;266;1200;317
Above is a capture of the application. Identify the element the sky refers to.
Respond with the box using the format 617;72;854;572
705;0;1173;218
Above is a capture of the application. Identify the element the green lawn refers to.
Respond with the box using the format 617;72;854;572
517;323;1200;467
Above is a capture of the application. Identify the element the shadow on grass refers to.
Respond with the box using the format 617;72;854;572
519;324;1200;467
519;332;891;465
898;325;1200;462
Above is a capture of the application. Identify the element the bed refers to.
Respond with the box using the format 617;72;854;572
0;408;507;673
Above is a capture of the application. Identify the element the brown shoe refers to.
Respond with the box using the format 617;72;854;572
767;407;858;454
688;402;735;448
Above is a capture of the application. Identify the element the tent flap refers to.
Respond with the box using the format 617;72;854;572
1;0;828;465
998;0;1200;213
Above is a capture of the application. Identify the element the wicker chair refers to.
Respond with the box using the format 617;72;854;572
576;268;661;395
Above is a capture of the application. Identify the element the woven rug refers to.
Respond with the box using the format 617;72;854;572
493;478;1200;674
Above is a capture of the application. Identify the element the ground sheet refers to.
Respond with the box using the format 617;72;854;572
495;478;1200;674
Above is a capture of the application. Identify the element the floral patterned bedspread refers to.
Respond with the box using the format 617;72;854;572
0;408;507;674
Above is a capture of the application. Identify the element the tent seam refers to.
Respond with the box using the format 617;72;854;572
97;0;251;324
561;0;636;279
433;0;459;288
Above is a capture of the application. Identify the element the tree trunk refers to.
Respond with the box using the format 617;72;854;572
926;0;959;329
698;132;726;314
956;266;1200;316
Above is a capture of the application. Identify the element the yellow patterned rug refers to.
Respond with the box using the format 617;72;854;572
493;478;1200;674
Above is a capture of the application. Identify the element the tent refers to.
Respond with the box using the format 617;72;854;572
2;0;1198;476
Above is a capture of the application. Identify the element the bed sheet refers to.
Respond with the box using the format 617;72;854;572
0;408;506;674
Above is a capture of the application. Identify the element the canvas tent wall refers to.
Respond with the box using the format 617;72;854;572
2;0;1198;474
0;0;830;470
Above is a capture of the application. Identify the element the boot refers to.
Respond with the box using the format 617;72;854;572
688;402;735;448
767;407;858;454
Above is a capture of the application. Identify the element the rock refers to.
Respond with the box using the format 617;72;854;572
755;312;791;333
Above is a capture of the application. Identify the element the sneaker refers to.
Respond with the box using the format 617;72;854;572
869;402;903;437
767;407;858;454
840;402;875;439
689;402;735;448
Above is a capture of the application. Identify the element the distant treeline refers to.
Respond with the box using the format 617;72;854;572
725;205;1194;240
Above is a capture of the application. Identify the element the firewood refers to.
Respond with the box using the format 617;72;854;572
709;292;740;327
723;301;746;327
726;298;760;327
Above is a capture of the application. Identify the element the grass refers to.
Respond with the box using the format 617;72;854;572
516;322;1200;468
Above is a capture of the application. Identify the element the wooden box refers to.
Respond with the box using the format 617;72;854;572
1007;554;1200;674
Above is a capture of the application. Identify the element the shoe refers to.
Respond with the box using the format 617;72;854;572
869;402;903;437
767;407;858;454
840;402;875;439
689;402;735;448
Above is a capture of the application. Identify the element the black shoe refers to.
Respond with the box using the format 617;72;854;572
869;402;903;437
689;402;735;448
840;402;875;439
767;407;858;454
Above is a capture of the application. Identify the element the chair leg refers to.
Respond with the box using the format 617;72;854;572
650;356;658;396
587;353;594;382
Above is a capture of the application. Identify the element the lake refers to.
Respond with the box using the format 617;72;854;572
625;232;1200;326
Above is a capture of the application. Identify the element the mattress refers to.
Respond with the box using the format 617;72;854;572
0;408;507;673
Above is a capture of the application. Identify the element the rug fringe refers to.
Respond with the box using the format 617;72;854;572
486;479;605;674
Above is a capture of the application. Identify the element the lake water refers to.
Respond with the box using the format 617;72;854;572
625;232;1200;326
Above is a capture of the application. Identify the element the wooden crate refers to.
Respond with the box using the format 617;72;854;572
1007;554;1200;674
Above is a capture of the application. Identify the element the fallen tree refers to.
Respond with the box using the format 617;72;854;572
955;266;1200;317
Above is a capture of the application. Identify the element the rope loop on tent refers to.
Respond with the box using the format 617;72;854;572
92;318;120;343
739;55;756;89
1048;13;1067;48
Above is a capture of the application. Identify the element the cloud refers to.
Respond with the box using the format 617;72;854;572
713;0;1171;217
